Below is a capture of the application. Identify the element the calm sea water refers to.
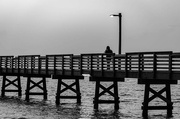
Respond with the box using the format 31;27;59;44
0;76;180;119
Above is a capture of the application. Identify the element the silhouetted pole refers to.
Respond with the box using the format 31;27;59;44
110;13;122;54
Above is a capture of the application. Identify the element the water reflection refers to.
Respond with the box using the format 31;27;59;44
92;110;120;119
0;77;179;118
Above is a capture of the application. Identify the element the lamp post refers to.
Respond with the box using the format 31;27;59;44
110;13;122;54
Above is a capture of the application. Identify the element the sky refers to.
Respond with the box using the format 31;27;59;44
0;0;180;55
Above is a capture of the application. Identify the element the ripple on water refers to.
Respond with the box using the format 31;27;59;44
0;78;179;118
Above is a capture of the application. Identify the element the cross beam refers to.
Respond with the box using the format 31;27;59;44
142;83;173;117
1;75;22;97
93;80;120;110
25;76;47;101
55;78;82;105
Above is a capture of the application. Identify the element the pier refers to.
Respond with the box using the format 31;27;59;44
0;51;180;117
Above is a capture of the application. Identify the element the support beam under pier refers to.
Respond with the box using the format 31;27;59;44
139;79;177;117
52;76;84;105
1;75;22;97
25;76;48;101
91;77;124;110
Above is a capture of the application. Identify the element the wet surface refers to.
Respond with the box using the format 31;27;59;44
0;77;179;119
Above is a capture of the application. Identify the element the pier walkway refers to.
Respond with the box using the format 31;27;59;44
1;51;180;117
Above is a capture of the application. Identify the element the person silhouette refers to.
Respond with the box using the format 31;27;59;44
104;46;113;70
105;46;113;54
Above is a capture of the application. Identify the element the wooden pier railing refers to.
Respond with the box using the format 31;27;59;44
1;51;180;81
1;51;180;117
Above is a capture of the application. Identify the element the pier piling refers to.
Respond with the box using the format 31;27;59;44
25;76;48;101
93;79;120;110
140;80;177;117
1;75;22;97
53;76;84;105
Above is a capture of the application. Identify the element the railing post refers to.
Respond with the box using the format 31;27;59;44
153;53;157;79
125;53;128;77
138;53;142;79
113;55;116;77
30;56;33;74
54;56;56;75
71;55;73;76
62;56;64;75
101;54;104;77
0;57;2;74
5;57;7;73
80;55;82;74
169;53;172;80
24;57;26;74
46;56;48;75
90;55;93;75
38;57;41;75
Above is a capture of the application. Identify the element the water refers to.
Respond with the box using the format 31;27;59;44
0;76;180;119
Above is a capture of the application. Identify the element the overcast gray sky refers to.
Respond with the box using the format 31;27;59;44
0;0;180;55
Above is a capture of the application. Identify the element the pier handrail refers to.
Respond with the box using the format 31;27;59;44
125;51;173;79
45;54;73;76
1;51;180;80
18;55;41;74
80;53;115;77
0;56;14;74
